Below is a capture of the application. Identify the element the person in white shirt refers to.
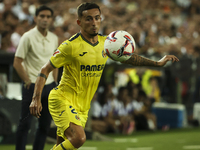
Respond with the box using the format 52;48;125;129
13;5;58;150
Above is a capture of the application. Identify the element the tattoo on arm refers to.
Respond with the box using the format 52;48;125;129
122;53;158;66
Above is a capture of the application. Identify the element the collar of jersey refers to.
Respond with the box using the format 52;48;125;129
81;34;99;47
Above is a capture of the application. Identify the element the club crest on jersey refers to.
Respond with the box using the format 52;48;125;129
102;50;107;58
75;115;81;121
53;49;60;57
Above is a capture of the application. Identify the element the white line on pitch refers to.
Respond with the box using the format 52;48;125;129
127;147;153;150
114;138;138;143
183;145;200;149
79;147;97;150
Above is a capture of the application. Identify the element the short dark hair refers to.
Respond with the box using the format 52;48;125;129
77;2;101;18
35;5;54;17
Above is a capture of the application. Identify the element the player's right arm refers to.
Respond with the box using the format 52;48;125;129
29;61;55;118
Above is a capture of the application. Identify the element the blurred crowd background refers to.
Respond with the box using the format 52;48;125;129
1;0;200;56
1;0;200;139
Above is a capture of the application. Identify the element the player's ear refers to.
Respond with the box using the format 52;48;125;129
77;19;81;26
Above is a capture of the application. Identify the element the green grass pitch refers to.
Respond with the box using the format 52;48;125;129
1;127;200;150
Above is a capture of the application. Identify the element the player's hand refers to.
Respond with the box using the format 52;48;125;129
157;55;179;66
29;98;42;118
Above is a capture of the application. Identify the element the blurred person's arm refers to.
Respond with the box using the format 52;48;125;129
13;56;31;89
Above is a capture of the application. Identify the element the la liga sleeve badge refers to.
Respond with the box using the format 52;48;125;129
53;49;60;57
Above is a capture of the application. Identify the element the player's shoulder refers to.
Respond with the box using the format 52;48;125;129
58;38;73;55
61;33;82;49
68;33;82;42
98;33;107;41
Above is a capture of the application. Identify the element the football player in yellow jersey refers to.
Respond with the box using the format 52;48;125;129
29;2;179;150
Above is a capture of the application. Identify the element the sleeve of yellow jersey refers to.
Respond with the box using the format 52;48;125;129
50;41;73;68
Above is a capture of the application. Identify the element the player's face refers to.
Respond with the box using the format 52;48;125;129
78;8;101;37
35;10;52;30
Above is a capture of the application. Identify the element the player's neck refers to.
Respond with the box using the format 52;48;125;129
80;31;98;44
37;26;48;37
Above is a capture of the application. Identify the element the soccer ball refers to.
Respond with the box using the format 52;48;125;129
104;30;136;62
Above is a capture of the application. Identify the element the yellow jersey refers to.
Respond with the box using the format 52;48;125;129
50;33;108;112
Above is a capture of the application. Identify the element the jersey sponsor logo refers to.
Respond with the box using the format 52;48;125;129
80;64;105;71
81;72;102;77
59;110;65;116
53;49;60;57
79;52;87;56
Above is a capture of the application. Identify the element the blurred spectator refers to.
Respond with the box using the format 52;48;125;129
17;2;34;24
0;0;199;59
3;11;19;30
128;86;148;131
128;68;161;102
0;73;7;98
130;87;157;131
13;5;58;150
91;84;135;135
1;0;200;134
137;90;157;130
130;85;143;112
91;85;120;134
91;92;109;134
116;87;135;135
1;31;15;52
0;0;14;13
192;45;200;103
11;24;25;50
148;77;161;103
193;77;200;103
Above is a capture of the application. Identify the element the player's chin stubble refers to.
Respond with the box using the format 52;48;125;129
90;33;98;36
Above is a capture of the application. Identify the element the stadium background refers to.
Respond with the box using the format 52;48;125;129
0;0;200;149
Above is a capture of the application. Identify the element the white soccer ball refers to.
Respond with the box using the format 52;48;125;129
104;30;136;62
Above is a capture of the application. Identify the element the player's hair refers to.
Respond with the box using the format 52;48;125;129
77;2;101;18
35;5;54;17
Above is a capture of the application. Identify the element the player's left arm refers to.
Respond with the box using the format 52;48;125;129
121;53;179;67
